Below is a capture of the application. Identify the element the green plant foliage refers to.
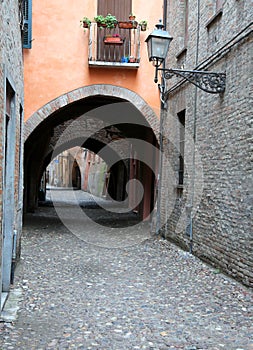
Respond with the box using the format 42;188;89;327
105;13;118;29
80;16;91;28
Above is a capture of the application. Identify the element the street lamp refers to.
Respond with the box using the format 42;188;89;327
145;20;226;94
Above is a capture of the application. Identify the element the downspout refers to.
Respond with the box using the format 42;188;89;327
156;0;168;235
189;0;201;253
163;0;168;30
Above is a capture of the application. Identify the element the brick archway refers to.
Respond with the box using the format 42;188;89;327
24;84;160;217
24;84;160;141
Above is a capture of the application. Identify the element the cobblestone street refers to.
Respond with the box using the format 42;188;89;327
0;190;252;350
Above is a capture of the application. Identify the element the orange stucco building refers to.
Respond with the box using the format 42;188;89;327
24;0;162;120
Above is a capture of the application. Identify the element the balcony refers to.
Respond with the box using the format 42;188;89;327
88;23;140;68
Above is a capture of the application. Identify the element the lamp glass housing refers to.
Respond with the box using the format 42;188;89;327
145;24;173;66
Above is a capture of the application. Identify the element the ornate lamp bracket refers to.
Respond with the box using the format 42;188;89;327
158;68;226;94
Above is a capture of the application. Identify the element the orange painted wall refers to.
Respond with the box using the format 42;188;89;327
23;0;163;121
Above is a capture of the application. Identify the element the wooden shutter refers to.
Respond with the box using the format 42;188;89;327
23;0;32;49
96;0;132;61
97;0;131;21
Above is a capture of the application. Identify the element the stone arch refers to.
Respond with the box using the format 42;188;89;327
24;84;160;141
24;84;160;217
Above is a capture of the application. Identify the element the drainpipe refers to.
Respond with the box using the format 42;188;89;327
163;0;167;29
189;0;201;254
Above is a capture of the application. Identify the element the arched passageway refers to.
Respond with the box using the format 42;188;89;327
24;86;160;222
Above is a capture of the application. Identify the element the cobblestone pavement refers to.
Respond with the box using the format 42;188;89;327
0;190;252;350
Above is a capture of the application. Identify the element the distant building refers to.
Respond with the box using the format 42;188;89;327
0;1;24;307
46;148;83;190
81;150;108;198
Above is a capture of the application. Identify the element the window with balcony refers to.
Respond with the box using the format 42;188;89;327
88;0;140;67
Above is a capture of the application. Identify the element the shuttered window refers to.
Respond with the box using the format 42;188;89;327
96;0;132;62
23;0;32;49
98;0;131;21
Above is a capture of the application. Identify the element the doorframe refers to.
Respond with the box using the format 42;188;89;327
1;71;17;293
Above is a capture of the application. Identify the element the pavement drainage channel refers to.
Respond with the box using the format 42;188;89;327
0;289;23;322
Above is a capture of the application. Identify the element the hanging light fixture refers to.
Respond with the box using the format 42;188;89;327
146;20;226;94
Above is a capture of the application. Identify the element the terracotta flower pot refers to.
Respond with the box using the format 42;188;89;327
97;22;107;28
104;36;123;45
140;24;147;31
118;21;138;29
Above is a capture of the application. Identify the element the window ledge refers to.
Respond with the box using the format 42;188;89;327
206;9;223;29
88;61;140;69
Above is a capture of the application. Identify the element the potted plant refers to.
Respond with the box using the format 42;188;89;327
94;13;117;29
139;20;147;31
118;20;138;29
129;13;136;21
105;13;118;29
104;33;123;45
94;14;106;28
80;16;91;29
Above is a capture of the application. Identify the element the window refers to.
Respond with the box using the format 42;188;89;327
96;0;132;62
206;0;223;48
206;0;223;25
22;0;32;49
176;0;188;64
178;110;185;186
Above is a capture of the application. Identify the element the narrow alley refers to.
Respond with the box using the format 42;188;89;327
0;189;252;350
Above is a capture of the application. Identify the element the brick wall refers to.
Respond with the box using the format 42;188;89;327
160;0;252;287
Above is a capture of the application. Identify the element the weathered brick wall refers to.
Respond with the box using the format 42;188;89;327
161;0;253;287
0;0;24;292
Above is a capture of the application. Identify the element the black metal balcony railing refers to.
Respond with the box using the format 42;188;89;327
88;23;140;68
